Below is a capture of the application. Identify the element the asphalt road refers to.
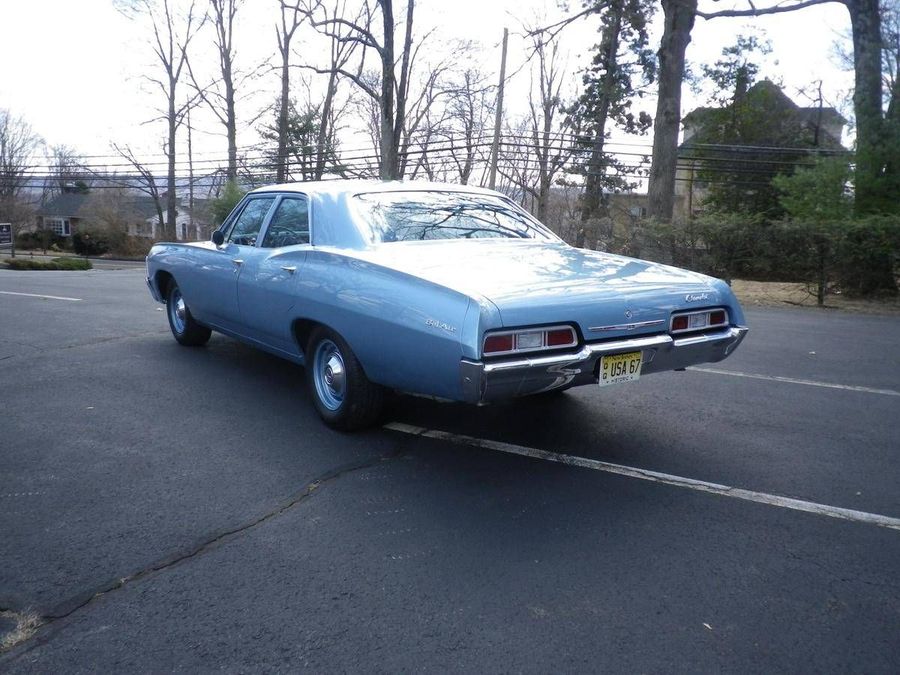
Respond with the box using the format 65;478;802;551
1;269;898;673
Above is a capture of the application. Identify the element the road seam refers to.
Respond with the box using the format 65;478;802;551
385;422;900;532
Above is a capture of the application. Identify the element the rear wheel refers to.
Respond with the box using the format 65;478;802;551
306;326;385;431
166;280;211;346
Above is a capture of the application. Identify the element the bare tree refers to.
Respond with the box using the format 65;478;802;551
496;118;539;207
275;0;303;182
0;109;43;256
190;0;245;182
42;145;89;202
82;187;144;236
0;109;42;201
109;144;166;236
288;0;362;179
526;37;575;223
443;67;493;185
292;0;427;179
118;0;204;239
398;62;450;177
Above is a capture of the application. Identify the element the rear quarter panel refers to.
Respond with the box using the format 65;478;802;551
294;249;478;400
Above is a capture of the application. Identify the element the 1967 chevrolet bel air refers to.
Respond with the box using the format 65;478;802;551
146;180;748;430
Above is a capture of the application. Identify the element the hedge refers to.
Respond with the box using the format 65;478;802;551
4;257;93;271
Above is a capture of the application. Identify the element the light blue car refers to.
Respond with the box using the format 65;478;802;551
146;180;748;430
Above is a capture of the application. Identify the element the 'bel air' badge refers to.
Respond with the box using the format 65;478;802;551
685;293;710;302
425;318;457;333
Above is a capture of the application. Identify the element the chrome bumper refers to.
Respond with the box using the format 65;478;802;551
459;326;749;404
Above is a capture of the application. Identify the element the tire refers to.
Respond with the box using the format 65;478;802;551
306;326;385;431
166;280;211;347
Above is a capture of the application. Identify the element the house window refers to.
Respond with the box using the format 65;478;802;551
45;218;71;236
628;206;647;218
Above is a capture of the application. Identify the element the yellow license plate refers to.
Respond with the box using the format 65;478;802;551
599;351;643;387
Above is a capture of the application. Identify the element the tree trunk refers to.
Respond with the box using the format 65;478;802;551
224;61;237;183
315;71;337;180
166;74;178;241
848;0;885;215
647;0;696;223
378;0;398;180
277;43;291;183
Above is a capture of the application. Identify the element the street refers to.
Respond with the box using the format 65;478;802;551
1;268;898;672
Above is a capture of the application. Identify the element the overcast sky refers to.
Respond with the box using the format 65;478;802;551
0;0;854;168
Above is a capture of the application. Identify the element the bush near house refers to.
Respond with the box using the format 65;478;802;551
71;228;155;258
72;229;112;256
632;216;899;305
15;230;71;252
4;257;93;271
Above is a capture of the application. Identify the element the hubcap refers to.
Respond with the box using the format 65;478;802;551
170;288;186;334
313;339;346;411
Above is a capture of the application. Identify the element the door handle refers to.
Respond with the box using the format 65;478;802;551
232;259;244;266
280;266;297;274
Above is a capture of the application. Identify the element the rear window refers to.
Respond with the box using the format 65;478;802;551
352;191;557;244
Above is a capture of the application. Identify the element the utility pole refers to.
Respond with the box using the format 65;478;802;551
188;106;195;239
488;27;508;190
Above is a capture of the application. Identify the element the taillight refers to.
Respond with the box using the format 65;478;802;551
483;334;513;354
547;328;574;346
483;325;577;356
670;308;729;334
709;310;726;325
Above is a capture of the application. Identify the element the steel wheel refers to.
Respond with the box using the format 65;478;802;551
165;279;211;347
168;287;187;335
312;338;347;411
305;326;386;431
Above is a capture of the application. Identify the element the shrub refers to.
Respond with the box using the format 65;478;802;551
72;229;111;256
15;230;70;252
837;216;900;296
4;257;92;271
108;234;154;258
665;213;900;302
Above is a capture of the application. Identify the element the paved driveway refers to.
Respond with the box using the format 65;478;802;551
1;269;898;672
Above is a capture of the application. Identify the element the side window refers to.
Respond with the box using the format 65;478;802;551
261;196;310;248
226;197;275;246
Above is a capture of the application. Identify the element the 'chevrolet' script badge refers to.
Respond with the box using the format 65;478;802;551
685;293;710;302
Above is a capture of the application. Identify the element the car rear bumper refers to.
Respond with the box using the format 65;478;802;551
459;326;749;404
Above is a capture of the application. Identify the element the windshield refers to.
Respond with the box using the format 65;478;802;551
352;191;558;244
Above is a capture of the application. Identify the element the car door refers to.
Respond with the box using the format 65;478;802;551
237;194;311;354
189;195;277;333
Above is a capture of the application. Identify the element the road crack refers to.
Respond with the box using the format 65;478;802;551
0;450;402;659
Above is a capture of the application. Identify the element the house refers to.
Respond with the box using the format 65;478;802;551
36;192;209;241
674;80;847;220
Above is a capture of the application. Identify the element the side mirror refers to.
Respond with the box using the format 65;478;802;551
212;231;225;246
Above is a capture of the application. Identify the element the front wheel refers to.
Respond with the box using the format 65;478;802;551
166;281;211;346
306;327;385;431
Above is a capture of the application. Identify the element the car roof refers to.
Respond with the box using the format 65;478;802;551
248;179;508;200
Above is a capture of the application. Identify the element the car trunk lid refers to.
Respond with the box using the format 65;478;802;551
356;240;727;340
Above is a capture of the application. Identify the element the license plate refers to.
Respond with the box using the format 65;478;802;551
599;351;643;387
